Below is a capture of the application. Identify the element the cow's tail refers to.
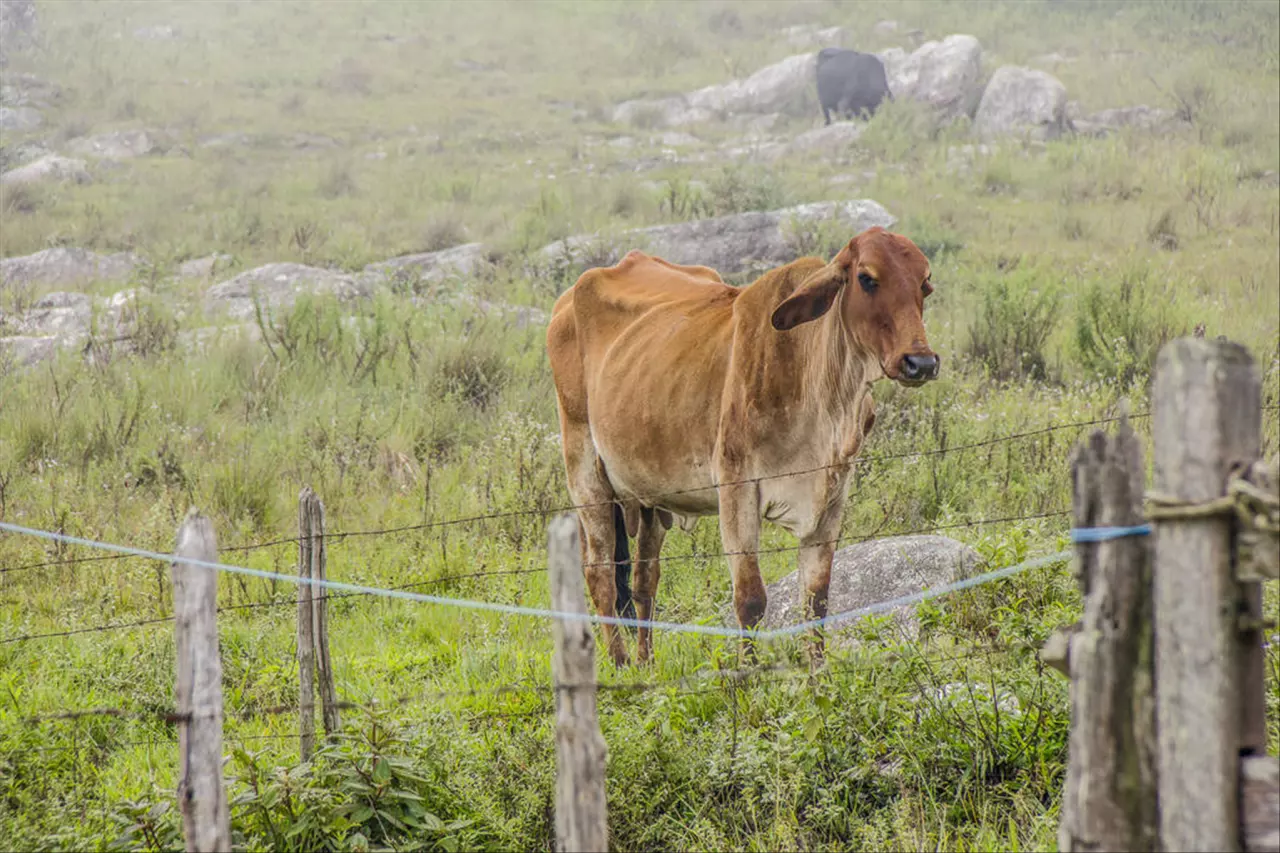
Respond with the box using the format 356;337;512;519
612;502;637;626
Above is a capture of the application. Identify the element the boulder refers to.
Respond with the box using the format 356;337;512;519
0;335;58;368
0;141;53;172
1;73;61;108
362;242;490;287
176;253;234;281
686;52;815;117
67;130;160;160
879;34;984;120
204;263;370;320
747;535;982;639
614;52;816;128
0;105;42;132
973;65;1069;140
1;154;91;186
0;247;139;289
0;0;37;65
787;121;863;155
1071;104;1184;138
537;198;895;279
13;291;93;340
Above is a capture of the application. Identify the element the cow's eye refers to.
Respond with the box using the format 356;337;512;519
922;277;934;296
858;271;877;293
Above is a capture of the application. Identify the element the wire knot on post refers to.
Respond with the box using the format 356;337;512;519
1146;456;1279;582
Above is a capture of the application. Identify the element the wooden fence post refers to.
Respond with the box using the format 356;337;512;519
299;486;339;762
1056;416;1157;852
1153;337;1262;852
172;509;231;853
547;513;608;853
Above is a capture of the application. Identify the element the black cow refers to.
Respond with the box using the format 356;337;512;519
815;48;892;125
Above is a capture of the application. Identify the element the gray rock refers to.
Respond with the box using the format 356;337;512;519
445;295;547;329
204;263;370;320
0;335;58;368
0;140;53;172
0;105;42;132
67;130;160;160
0;154;91;186
176;254;233;281
1;73;61;108
0;0;37;65
719;138;788;162
13;291;93;340
655;131;702;147
614;52;816;128
1071;104;1184;138
0;247;139;289
747;535;982;638
879;34;984;120
974;65;1069;140
537;198;895;278
362;242;489;287
729;112;784;136
787;121;863;155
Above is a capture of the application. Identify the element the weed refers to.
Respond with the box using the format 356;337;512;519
1073;266;1184;388
964;265;1062;382
707;164;786;216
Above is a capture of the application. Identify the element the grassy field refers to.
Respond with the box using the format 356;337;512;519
1;1;1278;850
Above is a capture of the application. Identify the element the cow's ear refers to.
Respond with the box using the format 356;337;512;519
770;241;856;331
771;269;844;331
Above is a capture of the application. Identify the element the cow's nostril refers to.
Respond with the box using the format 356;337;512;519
901;354;939;381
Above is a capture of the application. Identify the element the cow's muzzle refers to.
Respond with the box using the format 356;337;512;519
897;353;940;386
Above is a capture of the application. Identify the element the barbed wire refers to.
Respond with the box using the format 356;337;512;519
0;409;1156;577
0;507;1068;645
6;404;1279;578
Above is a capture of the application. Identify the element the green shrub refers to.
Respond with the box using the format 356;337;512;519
706;164;787;216
963;265;1062;382
1072;266;1184;388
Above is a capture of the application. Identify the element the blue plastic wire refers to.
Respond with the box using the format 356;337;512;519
1;520;1072;640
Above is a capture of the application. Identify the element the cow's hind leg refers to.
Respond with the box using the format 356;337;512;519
633;507;669;664
562;433;630;667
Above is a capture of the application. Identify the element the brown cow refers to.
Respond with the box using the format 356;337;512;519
547;226;939;666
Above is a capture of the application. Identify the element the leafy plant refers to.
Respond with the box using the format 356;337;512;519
1073;266;1184;388
964;265;1062;382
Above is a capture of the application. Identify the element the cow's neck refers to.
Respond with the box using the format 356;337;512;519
796;295;877;456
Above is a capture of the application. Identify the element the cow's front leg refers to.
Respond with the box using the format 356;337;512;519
798;500;844;670
718;477;765;663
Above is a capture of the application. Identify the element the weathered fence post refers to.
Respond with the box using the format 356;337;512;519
1054;414;1157;852
298;486;339;761
172;509;231;853
1152;337;1262;852
547;513;608;853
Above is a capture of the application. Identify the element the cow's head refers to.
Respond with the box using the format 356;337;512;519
770;226;939;386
